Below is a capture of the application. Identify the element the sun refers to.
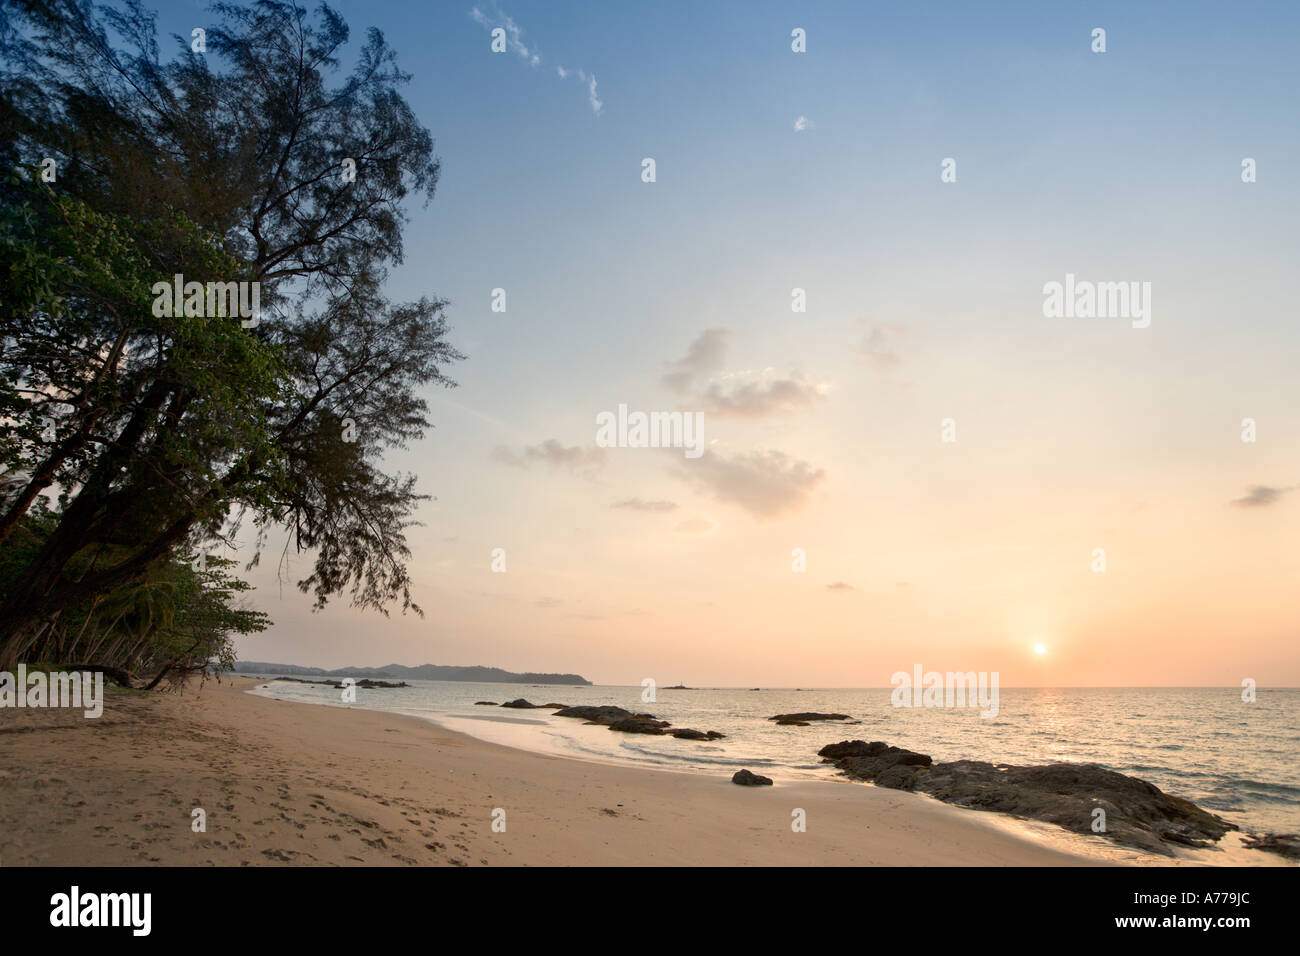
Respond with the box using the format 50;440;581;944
1033;642;1048;656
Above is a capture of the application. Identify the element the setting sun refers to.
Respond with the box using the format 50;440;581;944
1033;643;1049;656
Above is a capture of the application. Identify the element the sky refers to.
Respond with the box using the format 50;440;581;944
162;1;1300;686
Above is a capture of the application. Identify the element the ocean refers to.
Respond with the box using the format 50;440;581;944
245;679;1300;840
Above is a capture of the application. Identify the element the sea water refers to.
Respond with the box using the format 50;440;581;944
245;680;1300;838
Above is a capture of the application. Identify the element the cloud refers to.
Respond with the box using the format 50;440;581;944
793;115;814;132
611;498;678;512
566;608;647;622
535;597;563;608
859;323;905;371
826;581;856;592
568;68;603;115
675;518;715;534
1231;485;1294;508
677;449;825;518
663;327;730;394
492;440;605;477
469;6;540;67
472;7;602;113
663;330;827;418
701;369;829;419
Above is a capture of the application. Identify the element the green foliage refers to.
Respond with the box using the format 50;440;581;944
0;174;289;507
0;0;462;668
3;511;269;676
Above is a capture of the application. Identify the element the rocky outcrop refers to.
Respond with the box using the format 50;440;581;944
500;698;545;708
670;729;726;740
732;769;773;786
607;717;671;734
818;739;1237;856
271;676;407;689
553;705;645;725
551;705;723;739
1242;832;1300;860
768;712;849;722
817;739;932;778
474;701;496;705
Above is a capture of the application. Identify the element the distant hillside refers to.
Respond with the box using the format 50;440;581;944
233;661;592;686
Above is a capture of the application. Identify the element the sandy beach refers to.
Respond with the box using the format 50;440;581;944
0;675;1143;867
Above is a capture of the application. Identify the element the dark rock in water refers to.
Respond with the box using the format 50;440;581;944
818;740;882;758
775;719;810;726
1242;832;1300;860
768;712;849;722
271;676;406;688
500;698;545;708
817;740;932;778
608;717;670;734
817;739;1236;856
541;703;568;709
554;705;660;726
732;769;773;786
474;701;497;705
670;728;726;740
843;749;933;779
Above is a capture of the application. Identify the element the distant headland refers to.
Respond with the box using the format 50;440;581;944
233;661;592;686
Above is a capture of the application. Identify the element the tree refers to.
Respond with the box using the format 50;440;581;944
0;500;269;682
0;0;461;666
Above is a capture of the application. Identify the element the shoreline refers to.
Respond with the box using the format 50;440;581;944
0;676;1277;866
251;679;1291;867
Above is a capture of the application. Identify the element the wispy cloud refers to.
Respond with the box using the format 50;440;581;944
1231;485;1295;508
664;329;827;418
470;6;603;114
492;440;605;477
826;581;856;592
611;498;678;512
700;369;829;419
676;449;825;519
793;115;814;132
662;327;730;394
469;5;540;67
859;323;905;371
579;69;603;115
